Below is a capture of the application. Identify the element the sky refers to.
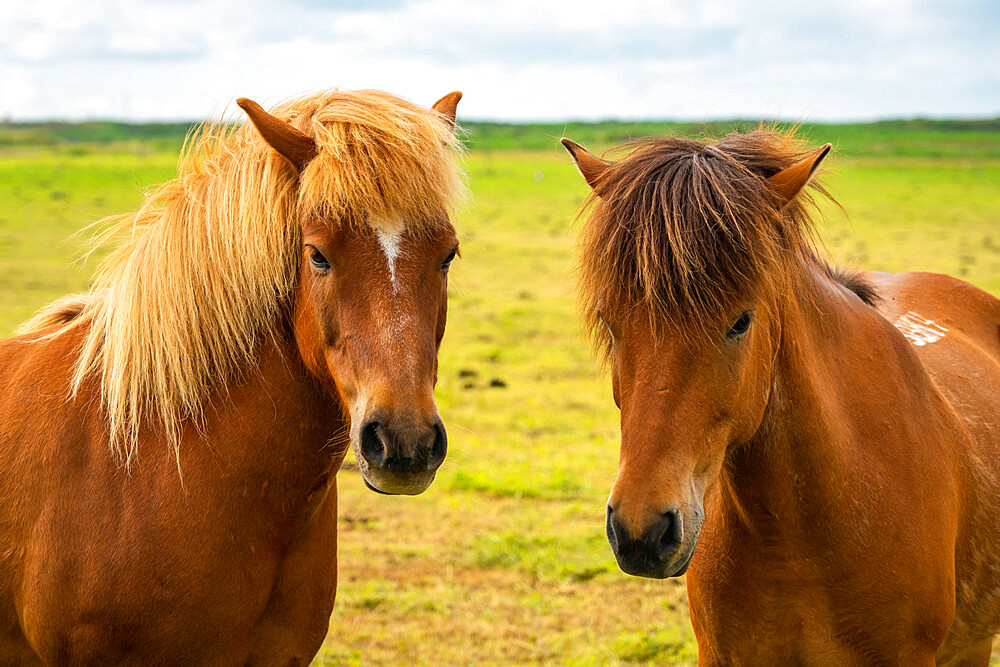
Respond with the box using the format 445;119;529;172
1;0;998;123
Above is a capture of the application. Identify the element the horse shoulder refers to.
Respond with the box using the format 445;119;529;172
0;331;343;663
866;270;1000;656
0;328;107;661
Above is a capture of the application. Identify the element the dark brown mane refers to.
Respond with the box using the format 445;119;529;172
823;263;879;306
578;128;875;351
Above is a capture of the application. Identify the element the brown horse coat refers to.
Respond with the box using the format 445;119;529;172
0;88;464;664
564;132;1000;665
0;327;344;664
690;269;1000;665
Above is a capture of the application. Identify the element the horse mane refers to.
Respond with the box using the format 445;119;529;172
578;126;875;354
18;89;465;469
822;263;879;306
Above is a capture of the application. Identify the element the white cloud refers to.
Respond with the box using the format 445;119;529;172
0;0;996;121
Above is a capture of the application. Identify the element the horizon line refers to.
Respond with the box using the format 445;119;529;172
3;113;999;127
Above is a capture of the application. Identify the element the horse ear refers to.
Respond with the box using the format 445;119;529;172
561;138;611;190
431;91;462;128
767;143;832;207
236;97;318;172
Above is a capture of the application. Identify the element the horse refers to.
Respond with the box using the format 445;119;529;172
0;88;465;664
562;130;1000;665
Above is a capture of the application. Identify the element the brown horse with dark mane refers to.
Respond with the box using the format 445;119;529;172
0;89;464;663
563;131;1000;664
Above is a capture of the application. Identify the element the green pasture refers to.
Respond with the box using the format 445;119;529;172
1;120;999;665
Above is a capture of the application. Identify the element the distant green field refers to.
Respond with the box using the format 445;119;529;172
1;120;999;665
5;115;1000;156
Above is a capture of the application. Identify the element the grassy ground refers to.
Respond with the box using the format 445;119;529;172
1;122;999;665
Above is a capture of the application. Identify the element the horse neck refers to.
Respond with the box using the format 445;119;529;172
718;258;909;529
171;326;350;504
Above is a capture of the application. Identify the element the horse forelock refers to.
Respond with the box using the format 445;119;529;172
17;88;466;470
577;127;872;357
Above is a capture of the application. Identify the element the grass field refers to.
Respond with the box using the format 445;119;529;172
1;120;999;665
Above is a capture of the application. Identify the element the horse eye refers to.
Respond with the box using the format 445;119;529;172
726;310;753;339
442;247;458;271
309;248;331;271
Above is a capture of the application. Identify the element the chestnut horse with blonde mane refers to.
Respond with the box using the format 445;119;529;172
563;131;1000;665
0;88;464;664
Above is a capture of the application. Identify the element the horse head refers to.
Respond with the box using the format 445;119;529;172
240;91;463;495
564;135;831;577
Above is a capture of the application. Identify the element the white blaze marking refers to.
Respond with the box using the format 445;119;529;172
375;226;403;290
373;222;418;374
893;311;948;346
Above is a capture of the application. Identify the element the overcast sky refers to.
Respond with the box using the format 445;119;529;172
2;0;998;122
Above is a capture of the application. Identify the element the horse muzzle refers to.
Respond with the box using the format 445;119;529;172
353;415;447;495
606;504;702;578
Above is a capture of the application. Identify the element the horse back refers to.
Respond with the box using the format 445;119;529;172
868;270;1000;439
869;270;1000;356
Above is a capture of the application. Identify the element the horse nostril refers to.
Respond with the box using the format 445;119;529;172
607;505;627;552
605;505;615;549
652;509;683;561
426;421;447;471
360;421;386;467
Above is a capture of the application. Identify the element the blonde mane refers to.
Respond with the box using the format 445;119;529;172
18;89;465;469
